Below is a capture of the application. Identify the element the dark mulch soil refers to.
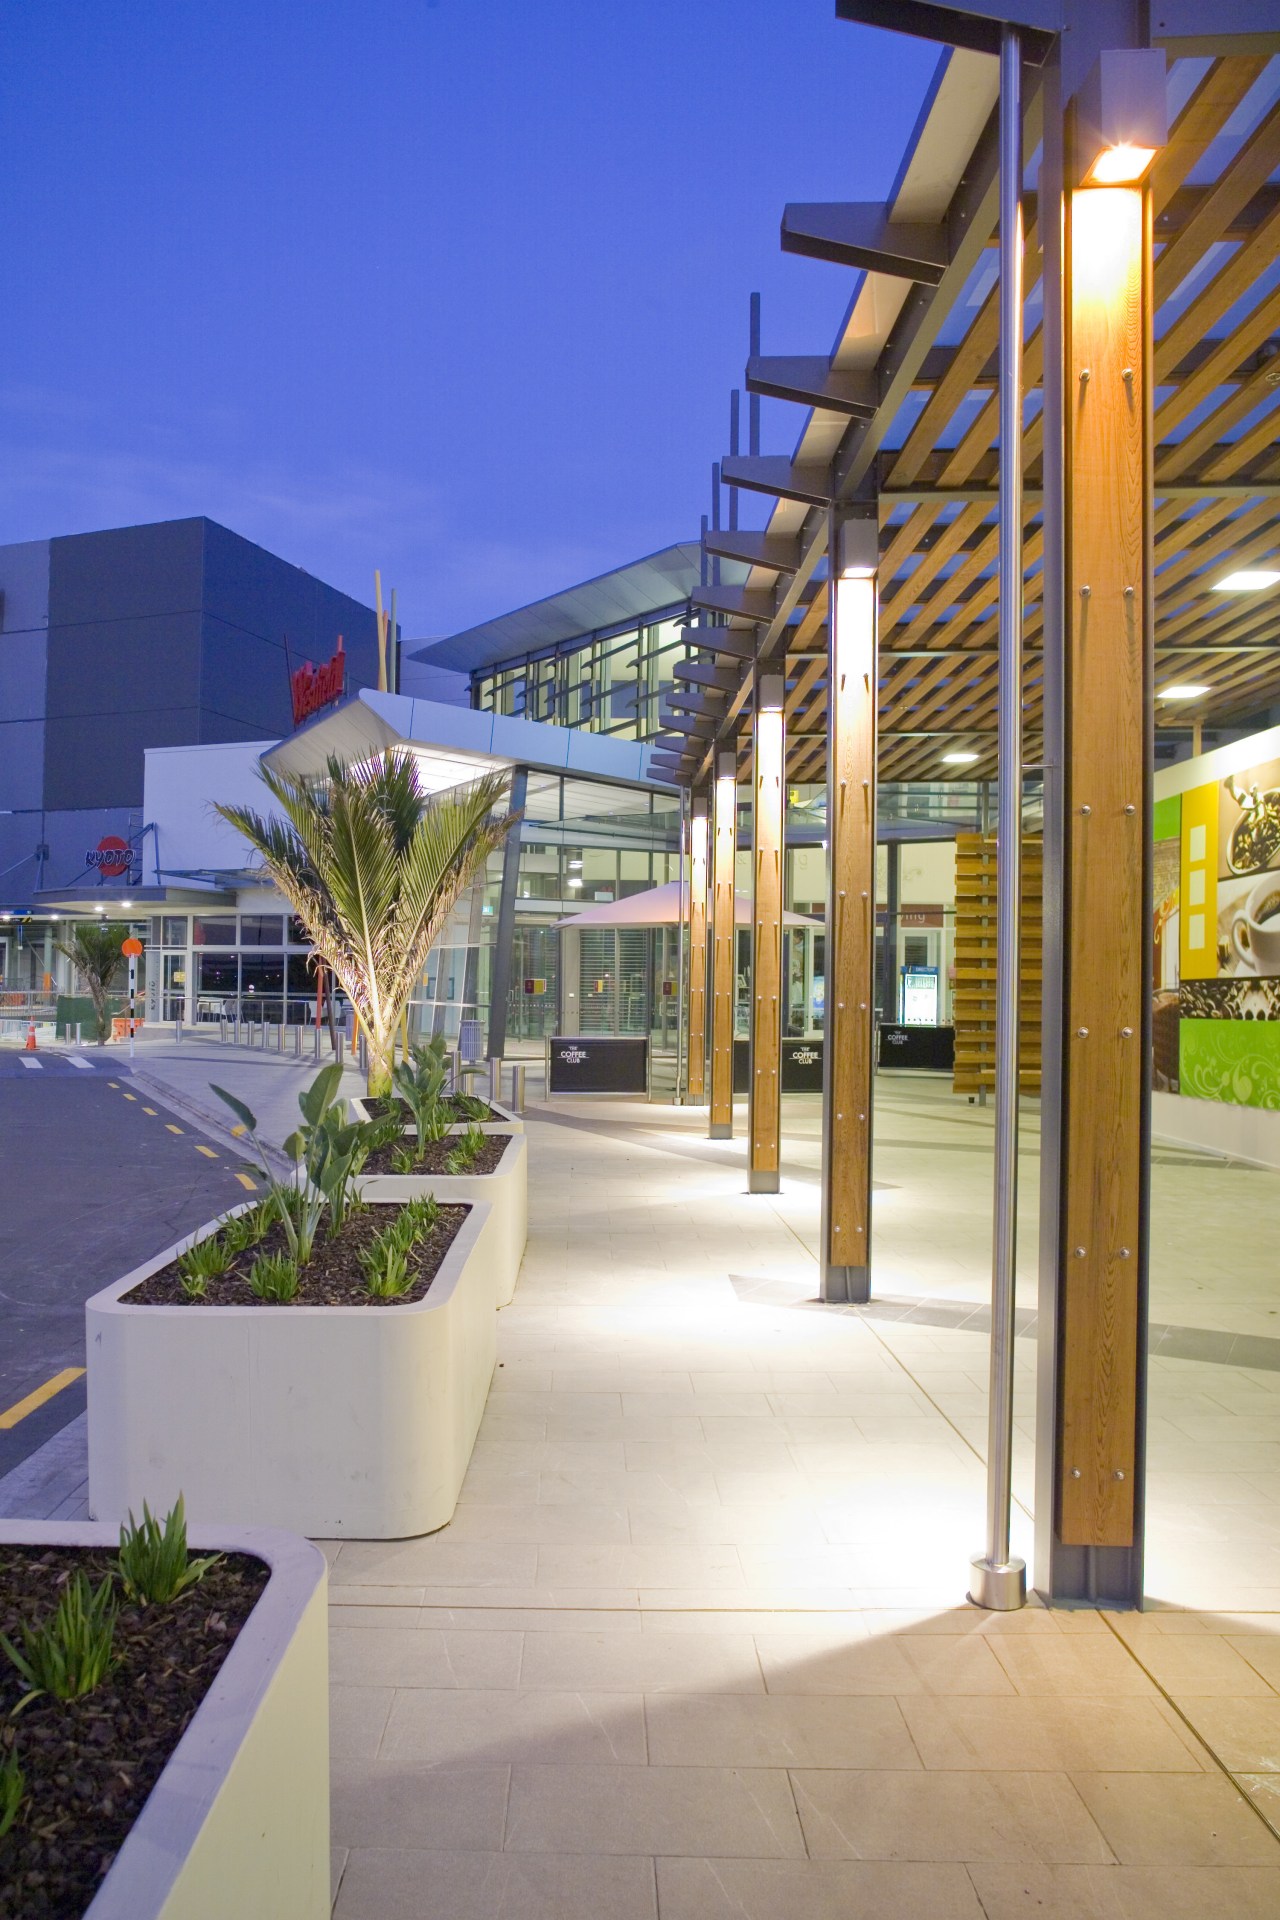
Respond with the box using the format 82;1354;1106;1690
0;1546;268;1920
359;1133;509;1178
123;1200;469;1308
363;1093;501;1124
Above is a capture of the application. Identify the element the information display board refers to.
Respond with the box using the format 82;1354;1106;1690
547;1035;649;1094
879;1023;955;1071
732;1036;825;1093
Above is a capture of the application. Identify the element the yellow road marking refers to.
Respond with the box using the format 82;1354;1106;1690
165;1123;183;1135
142;1106;157;1115
235;1171;256;1190
0;1368;86;1431
195;1144;218;1159
122;1091;137;1101
230;1123;247;1137
107;1080;119;1088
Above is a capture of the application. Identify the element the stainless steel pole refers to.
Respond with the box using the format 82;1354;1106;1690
970;23;1027;1613
675;787;688;1103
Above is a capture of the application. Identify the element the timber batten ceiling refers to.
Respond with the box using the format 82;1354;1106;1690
657;46;1280;790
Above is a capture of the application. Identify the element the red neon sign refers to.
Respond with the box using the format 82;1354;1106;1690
290;635;346;728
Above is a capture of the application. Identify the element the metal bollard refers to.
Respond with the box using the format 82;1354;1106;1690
294;1023;302;1058
75;1022;82;1048
174;1018;182;1043
276;1019;284;1054
335;1030;344;1067
313;1023;322;1061
511;1062;526;1114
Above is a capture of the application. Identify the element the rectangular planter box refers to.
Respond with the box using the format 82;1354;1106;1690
356;1131;527;1309
0;1520;328;1920
349;1093;524;1136
87;1197;496;1538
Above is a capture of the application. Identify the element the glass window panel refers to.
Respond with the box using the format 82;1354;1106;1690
239;914;284;946
197;953;238;996
192;916;236;947
287;915;310;946
162;915;188;946
287;953;316;997
240;954;284;1012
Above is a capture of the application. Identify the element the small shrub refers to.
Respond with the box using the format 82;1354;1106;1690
445;1124;486;1175
179;1271;209;1301
454;1093;489;1121
177;1234;230;1291
221;1202;272;1255
0;1573;118;1711
117;1495;223;1606
0;1743;23;1840
248;1250;300;1302
391;1143;417;1176
360;1236;411;1299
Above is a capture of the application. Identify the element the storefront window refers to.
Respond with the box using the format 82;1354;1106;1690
162;915;188;946
193;915;236;947
240;914;284;946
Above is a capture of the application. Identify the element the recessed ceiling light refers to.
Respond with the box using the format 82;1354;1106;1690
567;878;583;888
1159;684;1212;700
942;750;980;764
1212;569;1280;592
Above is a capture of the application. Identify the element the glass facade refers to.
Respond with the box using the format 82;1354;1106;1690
474;614;691;743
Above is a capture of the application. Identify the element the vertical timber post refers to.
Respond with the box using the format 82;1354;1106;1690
486;766;528;1062
687;792;709;1103
749;673;785;1193
821;513;878;1303
709;750;737;1140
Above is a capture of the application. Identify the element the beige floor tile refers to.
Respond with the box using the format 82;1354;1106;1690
518;1629;764;1694
967;1862;1280;1918
503;1762;805;1857
330;1686;393;1763
793;1768;1110;1864
534;1544;746;1588
1115;1633;1277;1696
644;1692;919;1770
1224;1633;1280;1690
988;1636;1155;1697
1070;1772;1280;1865
443;1503;631;1545
331;1764;509;1851
654;1856;985;1919
330;1626;523;1690
379;1687;646;1766
900;1696;1207;1772
335;1539;540;1588
333;1849;658;1920
1166;1694;1280;1771
754;1631;1014;1696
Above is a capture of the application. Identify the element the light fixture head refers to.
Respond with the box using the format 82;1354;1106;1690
95;904;106;914
121;899;132;909
1076;48;1167;189
942;750;980;764
1086;143;1157;185
1212;569;1280;593
1159;684;1211;701
567;877;583;888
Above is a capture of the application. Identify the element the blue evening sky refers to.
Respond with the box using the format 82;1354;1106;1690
2;2;936;638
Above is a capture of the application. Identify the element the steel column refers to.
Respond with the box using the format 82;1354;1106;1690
970;23;1028;1614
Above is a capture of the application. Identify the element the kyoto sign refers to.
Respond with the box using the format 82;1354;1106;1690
290;635;346;728
86;836;135;879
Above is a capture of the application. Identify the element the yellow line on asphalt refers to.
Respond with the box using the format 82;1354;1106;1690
122;1091;137;1101
195;1144;218;1159
142;1106;157;1115
165;1123;183;1135
0;1368;86;1431
234;1171;256;1190
107;1081;119;1088
230;1123;247;1137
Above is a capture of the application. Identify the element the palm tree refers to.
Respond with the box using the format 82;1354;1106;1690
54;921;127;1044
216;754;516;1094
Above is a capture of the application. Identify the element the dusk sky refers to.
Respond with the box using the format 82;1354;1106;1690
4;2;937;639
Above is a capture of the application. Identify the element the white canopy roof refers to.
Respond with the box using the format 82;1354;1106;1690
555;880;820;930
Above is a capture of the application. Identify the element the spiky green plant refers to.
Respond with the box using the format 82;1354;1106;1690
393;1035;452;1153
53;922;127;1044
117;1496;222;1606
220;1201;273;1256
214;755;516;1095
0;1743;24;1839
177;1234;230;1295
0;1573;118;1712
445;1123;487;1175
247;1251;299;1302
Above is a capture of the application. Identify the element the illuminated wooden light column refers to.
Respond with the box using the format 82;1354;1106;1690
687;792;709;1103
709;750;738;1140
749;674;785;1192
821;515;878;1302
1041;49;1165;1605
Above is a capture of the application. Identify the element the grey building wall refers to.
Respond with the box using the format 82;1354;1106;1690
0;517;380;906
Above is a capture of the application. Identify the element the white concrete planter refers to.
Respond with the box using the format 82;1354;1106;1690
0;1520;328;1920
355;1131;527;1309
86;1197;496;1538
349;1093;524;1135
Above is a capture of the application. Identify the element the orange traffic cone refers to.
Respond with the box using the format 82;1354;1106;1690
25;1017;37;1052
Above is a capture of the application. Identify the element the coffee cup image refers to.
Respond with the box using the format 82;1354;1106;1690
1231;877;1280;975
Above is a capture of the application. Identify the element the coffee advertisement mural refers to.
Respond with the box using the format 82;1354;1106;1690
1157;741;1280;1110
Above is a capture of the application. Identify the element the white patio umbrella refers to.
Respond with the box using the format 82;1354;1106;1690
554;880;819;929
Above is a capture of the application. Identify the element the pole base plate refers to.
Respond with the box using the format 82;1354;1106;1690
709;1123;733;1140
968;1555;1027;1612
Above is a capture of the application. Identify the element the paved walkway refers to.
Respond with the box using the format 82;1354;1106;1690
324;1092;1280;1919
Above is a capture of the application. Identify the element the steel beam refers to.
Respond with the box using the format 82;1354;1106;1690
746;354;879;418
781;203;950;283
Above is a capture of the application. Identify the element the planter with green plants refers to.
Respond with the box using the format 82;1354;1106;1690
86;1065;497;1538
0;1502;328;1920
349;1038;528;1309
349;1040;524;1136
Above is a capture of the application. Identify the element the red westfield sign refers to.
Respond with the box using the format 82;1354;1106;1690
290;635;346;728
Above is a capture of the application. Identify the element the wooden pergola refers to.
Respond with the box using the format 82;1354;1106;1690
656;3;1280;1610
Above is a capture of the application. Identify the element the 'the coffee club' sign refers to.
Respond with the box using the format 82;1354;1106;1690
290;636;346;728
